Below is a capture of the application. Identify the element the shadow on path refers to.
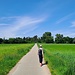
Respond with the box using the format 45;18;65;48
42;61;48;66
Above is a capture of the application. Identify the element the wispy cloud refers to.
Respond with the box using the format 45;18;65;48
52;29;75;38
56;12;75;24
0;23;9;26
9;16;45;32
63;31;75;38
0;16;45;38
71;21;75;27
0;16;20;20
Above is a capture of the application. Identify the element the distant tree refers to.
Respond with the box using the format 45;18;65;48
3;39;9;44
43;32;51;38
9;38;15;44
22;37;26;43
38;37;42;43
69;38;73;43
1;32;74;44
15;37;23;43
45;36;54;43
55;34;63;43
63;36;73;44
33;35;38;43
0;38;3;44
42;32;54;43
73;37;75;43
25;37;32;43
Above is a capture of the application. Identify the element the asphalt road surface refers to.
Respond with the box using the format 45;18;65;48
8;44;51;75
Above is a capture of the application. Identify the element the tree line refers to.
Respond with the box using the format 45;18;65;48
0;32;75;44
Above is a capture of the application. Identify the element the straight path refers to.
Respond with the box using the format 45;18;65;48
8;44;51;75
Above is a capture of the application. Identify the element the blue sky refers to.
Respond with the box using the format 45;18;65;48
0;0;75;38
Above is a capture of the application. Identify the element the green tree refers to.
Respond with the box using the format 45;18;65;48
73;37;75;43
9;38;15;44
0;38;3;44
22;37;26;43
15;37;23;43
55;34;63;43
25;37;32;43
33;35;38;43
42;32;54;43
3;39;9;44
38;37;42;43
63;36;73;44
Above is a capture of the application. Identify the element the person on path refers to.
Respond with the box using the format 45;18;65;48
38;45;43;66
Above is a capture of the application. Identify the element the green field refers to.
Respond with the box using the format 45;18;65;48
42;44;75;75
0;44;34;75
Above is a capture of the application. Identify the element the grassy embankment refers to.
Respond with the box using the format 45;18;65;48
42;44;75;75
0;44;34;75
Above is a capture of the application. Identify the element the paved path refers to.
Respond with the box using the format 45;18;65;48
8;44;51;75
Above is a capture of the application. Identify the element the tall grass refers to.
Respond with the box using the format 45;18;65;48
0;44;34;75
42;44;75;75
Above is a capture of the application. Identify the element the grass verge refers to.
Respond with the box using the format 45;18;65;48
42;44;75;75
0;44;34;75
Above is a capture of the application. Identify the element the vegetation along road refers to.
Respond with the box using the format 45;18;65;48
43;44;75;75
8;44;51;75
0;44;33;75
0;43;75;75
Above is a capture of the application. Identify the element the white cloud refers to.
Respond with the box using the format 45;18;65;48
0;16;45;38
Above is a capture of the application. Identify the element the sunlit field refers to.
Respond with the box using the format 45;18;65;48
43;44;75;75
0;44;34;75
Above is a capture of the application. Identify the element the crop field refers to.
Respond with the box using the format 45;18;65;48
43;44;75;75
0;44;34;75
